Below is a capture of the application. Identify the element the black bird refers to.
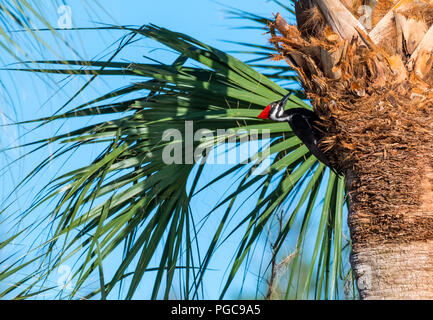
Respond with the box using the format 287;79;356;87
258;94;341;175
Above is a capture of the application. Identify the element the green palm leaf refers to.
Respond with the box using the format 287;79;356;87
0;21;351;299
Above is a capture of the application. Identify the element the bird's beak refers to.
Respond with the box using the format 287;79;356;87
258;105;271;119
281;93;291;106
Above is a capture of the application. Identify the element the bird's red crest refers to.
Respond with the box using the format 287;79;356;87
258;105;271;119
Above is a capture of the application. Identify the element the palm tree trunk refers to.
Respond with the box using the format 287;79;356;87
347;168;433;299
269;0;433;299
350;241;433;299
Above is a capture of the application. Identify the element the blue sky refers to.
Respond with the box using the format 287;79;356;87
0;0;350;299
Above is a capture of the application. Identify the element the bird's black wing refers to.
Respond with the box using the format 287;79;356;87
287;109;341;175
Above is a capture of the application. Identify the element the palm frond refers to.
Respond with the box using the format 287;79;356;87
0;22;350;299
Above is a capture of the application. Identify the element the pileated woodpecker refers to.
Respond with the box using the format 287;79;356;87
258;94;341;175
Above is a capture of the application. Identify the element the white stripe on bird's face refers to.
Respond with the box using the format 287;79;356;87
269;102;292;122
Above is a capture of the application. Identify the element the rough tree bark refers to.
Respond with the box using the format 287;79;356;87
269;0;433;299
